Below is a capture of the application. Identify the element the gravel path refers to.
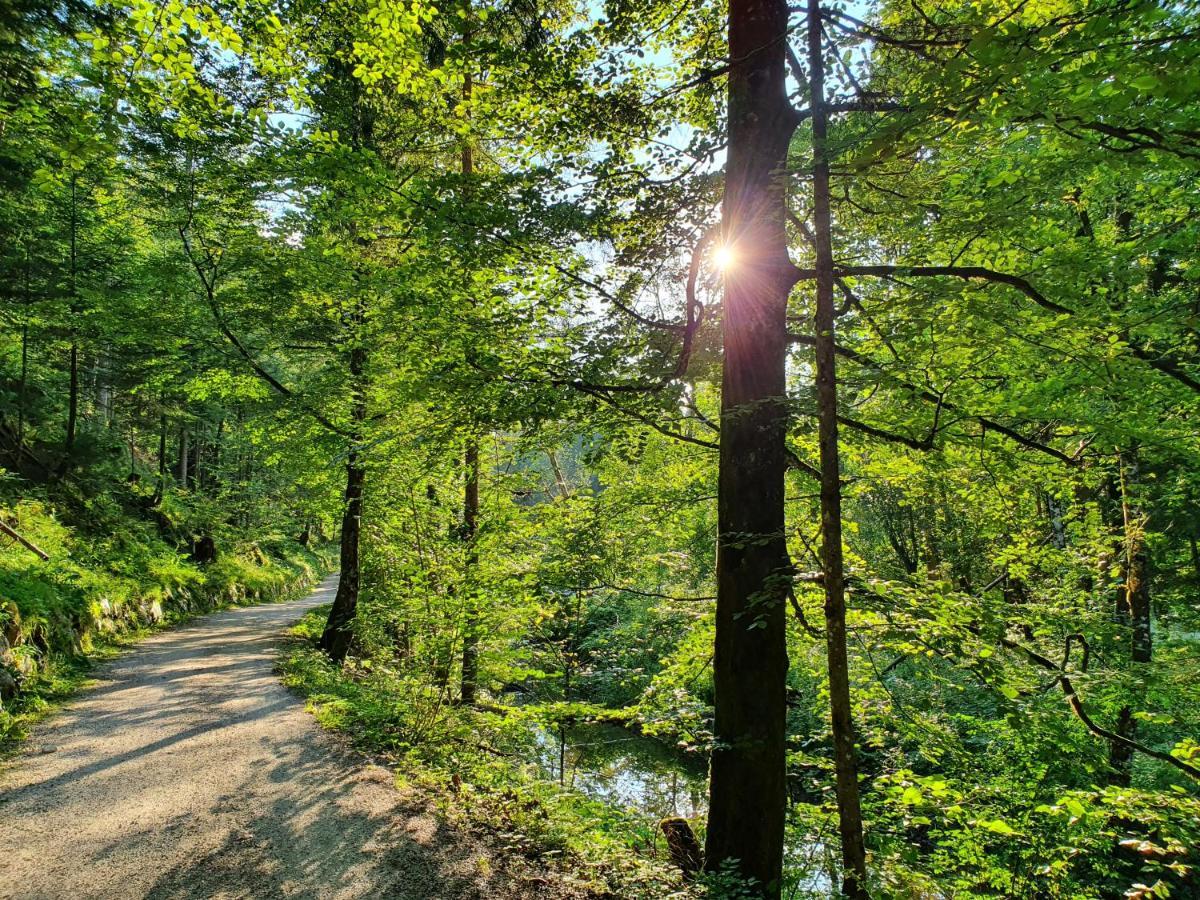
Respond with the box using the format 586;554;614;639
0;575;533;899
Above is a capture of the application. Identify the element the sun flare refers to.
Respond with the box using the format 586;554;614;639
713;244;737;271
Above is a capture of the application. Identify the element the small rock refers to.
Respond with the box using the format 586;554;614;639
2;600;20;646
0;667;17;701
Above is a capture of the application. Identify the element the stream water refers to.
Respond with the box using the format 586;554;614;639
527;722;836;897
530;722;709;819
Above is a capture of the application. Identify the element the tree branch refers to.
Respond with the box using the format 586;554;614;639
828;264;1200;396
179;227;354;440
0;519;50;560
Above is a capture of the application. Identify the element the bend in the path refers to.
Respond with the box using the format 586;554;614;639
0;575;524;900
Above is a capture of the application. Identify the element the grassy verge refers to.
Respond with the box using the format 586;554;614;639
278;606;694;899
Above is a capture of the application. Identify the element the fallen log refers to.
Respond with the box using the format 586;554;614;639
0;519;50;561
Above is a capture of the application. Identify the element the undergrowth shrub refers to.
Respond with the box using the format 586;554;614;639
279;607;688;899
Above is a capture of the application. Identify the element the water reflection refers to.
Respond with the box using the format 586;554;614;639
530;722;708;819
527;722;834;898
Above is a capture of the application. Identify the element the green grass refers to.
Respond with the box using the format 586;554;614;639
278;606;691;899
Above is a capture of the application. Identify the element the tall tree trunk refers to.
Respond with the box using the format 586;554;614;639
66;342;79;455
17;316;29;460
178;427;189;484
126;424;138;480
189;430;201;490
458;61;482;706
320;335;367;663
64;175;79;460
317;61;378;664
807;3;869;895
211;417;224;488
703;0;793;890
547;449;570;498
153;412;167;505
95;347;112;426
17;249;30;460
320;451;364;662
1109;452;1152;785
460;439;480;703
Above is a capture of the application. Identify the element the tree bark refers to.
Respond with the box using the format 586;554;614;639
807;4;869;895
211;417;224;489
189;429;201;490
17;250;30;459
547;449;570;498
1109;452;1152;784
0;519;50;561
320;450;364;662
178;427;188;485
458;61;482;706
64;175;79;460
153;412;167;505
703;0;794;890
320;329;368;663
460;439;480;703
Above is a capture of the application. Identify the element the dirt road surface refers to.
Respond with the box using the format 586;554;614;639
0;575;536;899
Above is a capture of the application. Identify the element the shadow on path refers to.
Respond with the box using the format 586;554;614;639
0;575;525;900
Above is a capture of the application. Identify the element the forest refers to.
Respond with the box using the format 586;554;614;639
2;0;1200;897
